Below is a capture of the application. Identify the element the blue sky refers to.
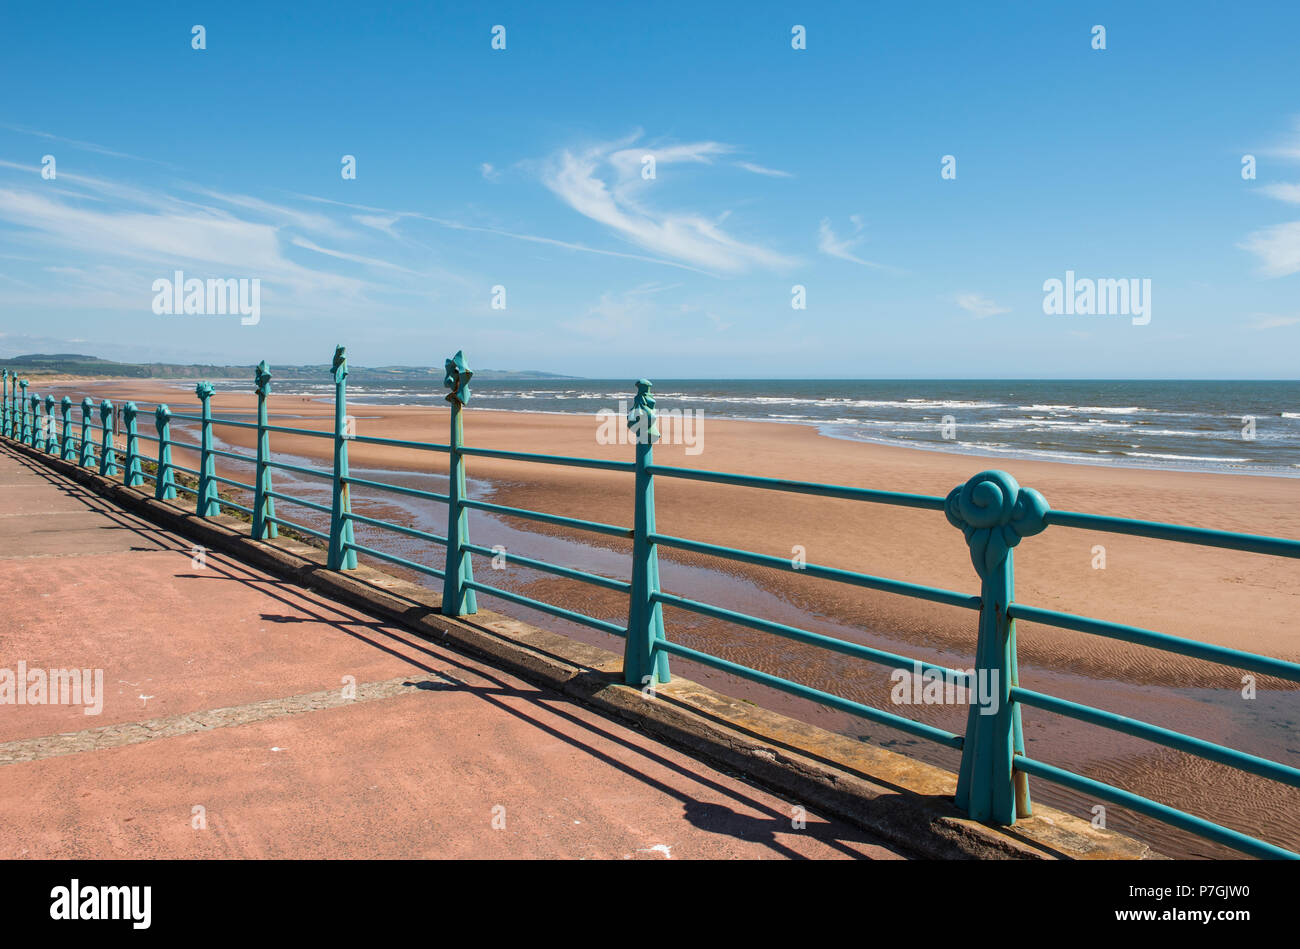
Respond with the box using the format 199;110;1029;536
1;1;1298;378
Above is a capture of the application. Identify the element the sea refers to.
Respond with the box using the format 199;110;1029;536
249;378;1300;477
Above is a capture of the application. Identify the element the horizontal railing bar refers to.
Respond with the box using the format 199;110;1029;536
653;591;972;683
343;475;449;503
350;433;450;452
462;542;631;592
344;541;445;579
649;533;981;611
173;483;198;496
207;418;259;430
170;463;200;475
1009;604;1300;683
464;579;627;636
647;464;948;510
266;515;330;541
264;459;333;480
653;638;964;749
1012;687;1300;788
460;445;635;472
168;440;203;452
1014;756;1298;860
462;498;633;538
263;423;335;439
212;474;255;492
344;511;447;545
1044;509;1300;559
207;447;255;463
266;491;333;515
215;497;254;516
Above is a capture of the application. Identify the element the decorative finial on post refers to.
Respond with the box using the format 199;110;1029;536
627;379;659;444
945;469;1049;827
255;359;272;396
43;395;54;454
326;347;355;569
443;350;472;405
122;402;142;486
19;379;30;444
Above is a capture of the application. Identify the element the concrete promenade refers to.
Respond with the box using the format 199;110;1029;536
0;442;903;859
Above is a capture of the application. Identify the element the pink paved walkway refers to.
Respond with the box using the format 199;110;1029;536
0;443;903;859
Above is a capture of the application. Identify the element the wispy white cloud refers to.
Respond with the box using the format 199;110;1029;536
817;217;890;271
1248;313;1300;330
481;163;500;181
541;135;795;273
1239;220;1300;277
735;161;792;178
954;292;1010;318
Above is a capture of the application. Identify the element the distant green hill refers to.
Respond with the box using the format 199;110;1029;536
0;354;578;381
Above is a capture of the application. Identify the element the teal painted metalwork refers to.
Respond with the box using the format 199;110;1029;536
252;361;277;540
326;347;356;570
0;370;8;438
440;350;476;615
43;395;55;454
79;397;95;468
195;383;219;516
945;470;1048;824
154;404;177;500
19;379;30;444
625;379;668;687
30;394;43;453
98;400;117;478
59;397;73;460
122;402;143;486
17;355;1300;859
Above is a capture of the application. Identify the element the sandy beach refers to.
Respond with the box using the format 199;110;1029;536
54;378;1299;687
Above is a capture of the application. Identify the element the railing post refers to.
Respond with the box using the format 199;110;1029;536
99;399;117;478
327;346;356;570
624;379;669;687
79;397;95;468
43;395;55;454
59;397;73;460
1;369;9;438
195;382;218;516
122;401;142;486
19;379;30;444
441;350;476;615
252;360;277;540
154;405;177;500
30;394;42;452
945;469;1048;825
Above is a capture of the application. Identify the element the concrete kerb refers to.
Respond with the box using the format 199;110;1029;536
0;436;1160;860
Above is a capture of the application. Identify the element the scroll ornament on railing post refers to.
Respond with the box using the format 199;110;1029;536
43;395;55;454
30;394;42;452
19;379;30;445
154;404;177;500
441;350;477;615
327;346;356;570
945;469;1049;825
79;397;95;469
195;382;219;516
122;402;142;486
99;399;117;478
624;379;669;688
252;360;277;540
59;397;73;460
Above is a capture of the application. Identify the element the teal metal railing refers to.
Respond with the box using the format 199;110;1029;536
2;353;1297;859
